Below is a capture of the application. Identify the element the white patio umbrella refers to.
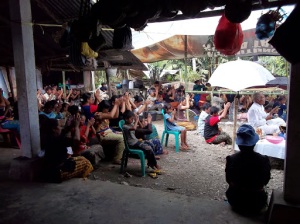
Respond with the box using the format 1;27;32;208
208;60;275;92
208;59;275;149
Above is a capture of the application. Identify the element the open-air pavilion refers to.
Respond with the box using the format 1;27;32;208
0;0;300;222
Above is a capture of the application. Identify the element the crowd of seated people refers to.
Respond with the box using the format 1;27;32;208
0;89;21;147
34;83;177;181
1;82;289;183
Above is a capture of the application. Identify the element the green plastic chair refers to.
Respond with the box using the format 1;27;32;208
119;120;146;177
161;109;180;153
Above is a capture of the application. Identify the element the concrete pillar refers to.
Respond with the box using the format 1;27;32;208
284;62;300;203
83;71;91;92
10;0;40;158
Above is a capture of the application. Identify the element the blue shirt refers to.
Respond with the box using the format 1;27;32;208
39;111;63;119
272;102;287;117
164;113;176;129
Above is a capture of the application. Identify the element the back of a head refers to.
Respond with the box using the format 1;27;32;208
68;105;79;116
97;100;111;112
110;95;118;103
134;95;143;103
123;110;134;120
264;104;273;112
210;106;219;115
81;92;91;104
202;102;211;111
44;101;54;111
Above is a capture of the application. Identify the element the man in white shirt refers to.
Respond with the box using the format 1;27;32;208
198;102;211;136
43;86;56;102
247;92;285;135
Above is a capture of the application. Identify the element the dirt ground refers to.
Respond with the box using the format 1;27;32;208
90;119;284;201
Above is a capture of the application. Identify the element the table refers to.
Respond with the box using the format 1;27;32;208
235;139;286;159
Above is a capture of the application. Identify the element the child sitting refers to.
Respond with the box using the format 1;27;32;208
163;103;189;151
278;124;286;139
122;110;161;171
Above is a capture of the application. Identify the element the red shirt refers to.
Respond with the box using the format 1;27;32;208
205;116;220;143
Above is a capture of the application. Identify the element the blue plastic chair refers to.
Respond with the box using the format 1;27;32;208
161;109;180;153
119;120;146;177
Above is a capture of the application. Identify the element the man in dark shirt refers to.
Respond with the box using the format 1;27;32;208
225;124;271;215
272;96;287;121
100;83;108;92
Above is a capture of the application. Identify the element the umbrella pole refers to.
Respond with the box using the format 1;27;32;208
232;93;239;150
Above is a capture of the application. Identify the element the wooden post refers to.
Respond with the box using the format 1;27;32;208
184;35;189;119
62;70;66;98
105;69;111;97
232;94;239;150
184;35;188;89
91;71;96;91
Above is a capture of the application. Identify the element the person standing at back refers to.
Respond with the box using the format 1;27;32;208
225;124;271;215
100;83;108;92
193;80;205;109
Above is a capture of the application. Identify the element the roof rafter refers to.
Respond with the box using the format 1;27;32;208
33;0;62;24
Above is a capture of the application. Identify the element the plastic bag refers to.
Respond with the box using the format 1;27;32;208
269;3;300;65
113;26;133;50
81;42;98;58
213;14;244;55
255;13;276;40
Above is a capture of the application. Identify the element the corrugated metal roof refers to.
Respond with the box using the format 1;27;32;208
0;0;297;72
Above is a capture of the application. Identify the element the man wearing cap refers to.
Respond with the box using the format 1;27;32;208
225;124;271;215
247;92;286;135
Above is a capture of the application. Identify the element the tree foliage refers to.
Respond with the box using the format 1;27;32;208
258;56;289;77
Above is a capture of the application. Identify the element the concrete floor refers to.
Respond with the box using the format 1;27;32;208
0;147;265;224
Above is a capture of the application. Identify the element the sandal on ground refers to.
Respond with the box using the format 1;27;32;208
148;173;158;179
152;169;163;175
155;156;160;160
180;146;189;151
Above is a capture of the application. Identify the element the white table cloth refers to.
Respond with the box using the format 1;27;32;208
235;139;286;159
